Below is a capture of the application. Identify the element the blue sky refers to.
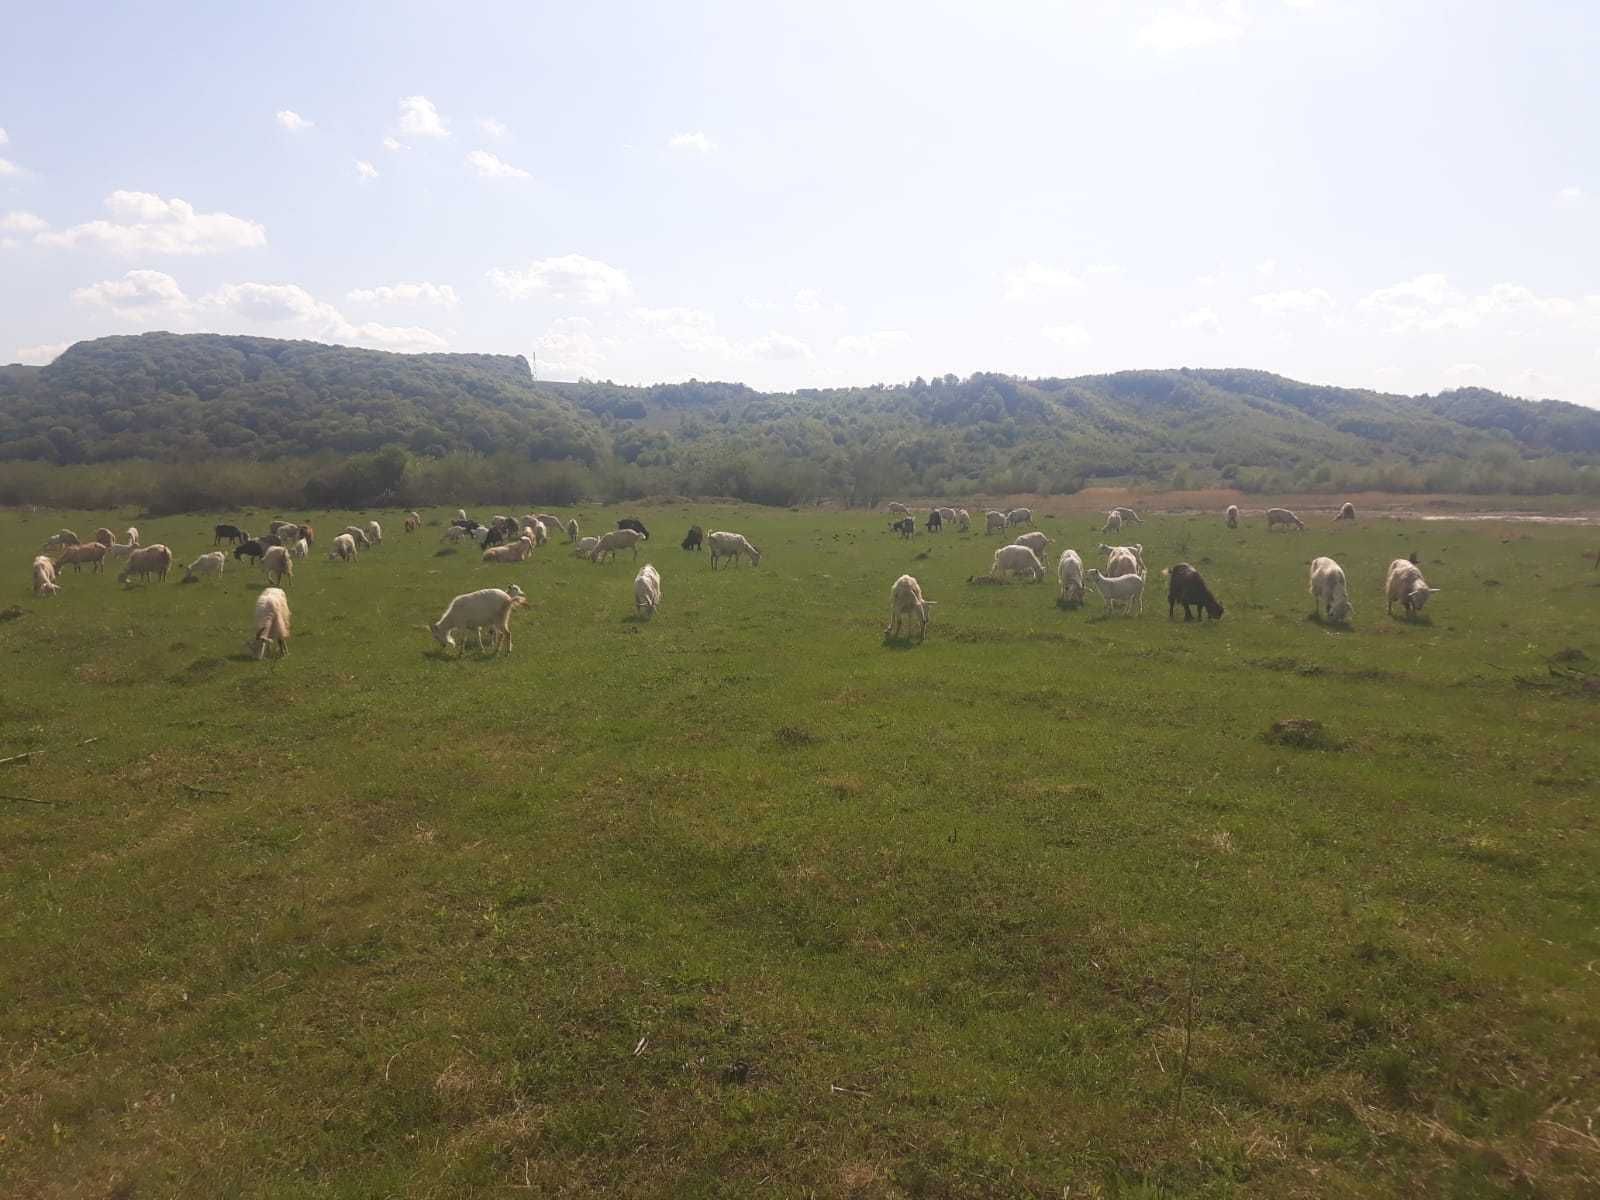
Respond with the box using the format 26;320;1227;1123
2;0;1595;404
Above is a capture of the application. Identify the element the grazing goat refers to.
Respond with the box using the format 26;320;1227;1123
328;533;358;563
55;542;108;573
42;529;79;550
365;520;383;545
925;509;943;533
107;541;135;559
250;587;291;659
289;537;309;559
340;526;372;549
566;519;579;543
405;511;422;533
1267;507;1305;531
1099;544;1142;578
990;544;1044;582
1308;556;1353;622
1111;506;1143;525
526;519;549;548
1057;549;1085;604
1164;563;1223;620
32;555;60;597
956;508;971;532
182;551;226;583
1385;558;1438;616
591;528;646;563
574;536;600;558
885;574;936;641
937;506;957;528
1086;567;1145;615
985;510;1008;535
1335;502;1356;522
634;563;661;619
1006;507;1032;528
118;544;172;585
262;545;293;585
94;527;114;546
214;524;247;546
482;536;534;564
443;524;478;543
234;539;268;564
890;516;915;539
617;517;650;540
708;531;762;568
1015;530;1051;558
534;515;565;540
887;502;910;515
431;586;527;656
1225;505;1239;529
125;526;140;547
1102;510;1123;534
457;509;469;522
681;525;704;551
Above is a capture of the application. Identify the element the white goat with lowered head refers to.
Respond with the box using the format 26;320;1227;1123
885;573;936;640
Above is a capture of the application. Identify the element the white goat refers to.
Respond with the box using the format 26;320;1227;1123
990;544;1044;582
289;537;309;559
430;586;527;656
1057;549;1085;604
1385;558;1438;616
328;533;358;562
1102;510;1123;534
1111;506;1142;525
365;520;383;545
262;544;293;585
1308;556;1353;622
1014;530;1051;558
885;574;936;640
1086;567;1145;615
1006;507;1032;528
887;502;910;515
1335;502;1356;522
405;511;422;533
1267;508;1305;531
117;544;172;584
591;528;646;563
250;588;292;659
574;535;600;558
125;526;140;547
1226;504;1239;529
985;510;1008;535
955;508;971;532
182;551;225;583
482;536;534;564
708;531;762;568
340;526;372;549
634;563;661;619
32;555;60;597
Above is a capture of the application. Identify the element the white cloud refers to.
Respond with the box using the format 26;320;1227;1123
1177;306;1222;334
793;287;823;313
1554;185;1585;209
0;210;47;233
1042;323;1092;349
1252;286;1335;315
533;316;614;379
205;281;447;351
667;131;716;154
1256;257;1278;279
478;117;508;140
72;269;195;323
1004;261;1082;302
1360;274;1581;334
1442;362;1485;384
275;109;313;132
1136;0;1249;52
0;126;7;145
487;254;633;305
346;281;459;308
465;150;530;179
397;95;449;138
835;330;911;355
0;157;24;177
355;159;379;180
382;136;406;152
14;342;69;365
634;306;732;356
37;191;266;255
745;331;812;361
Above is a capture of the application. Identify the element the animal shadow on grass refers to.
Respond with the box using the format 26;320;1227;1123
1055;597;1083;611
1306;613;1354;633
1390;612;1434;627
881;633;922;650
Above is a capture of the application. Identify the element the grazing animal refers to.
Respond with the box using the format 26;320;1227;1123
1385;558;1438;616
365;520;383;545
296;524;313;546
1335;502;1356;522
234;539;268;564
289;537;309;559
42;529;79;550
1111;506;1143;525
340;526;372;549
1266;507;1305;531
93;527;114;546
527;519;549;548
250;587;291;659
1006;507;1032;528
985;510;1008;535
118;544;172;585
708;531;762;568
1308;556;1353;622
443;525;478;543
181;551;226;583
937;506;957;528
566;519;579;543
255;532;283;549
125;527;140;547
431;586;527;656
574;536;600;558
925;509;943;533
956;508;971;532
634;563;661;619
1164;563;1224;620
482;536;534;564
106;541;136;559
450;518;478;532
1104;549;1139;579
32;555;60;597
262;545;293;585
405;511;421;533
885;573;936;641
269;521;301;539
887;502;910;515
213;524;244;546
1103;510;1123;534
890;516;915;539
591;528;647;563
457;509;469;522
681;525;704;551
990;544;1044;582
1086;567;1145;615
1099;543;1145;572
534;515;566;540
617;517;650;540
1225;505;1239;529
55;542;108;573
1015;530;1051;558
1057;549;1085;604
328;533;358;563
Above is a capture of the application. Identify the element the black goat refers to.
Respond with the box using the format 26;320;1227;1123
618;517;649;539
925;510;942;533
681;525;703;551
1166;563;1224;621
214;523;246;546
890;516;915;539
234;539;267;564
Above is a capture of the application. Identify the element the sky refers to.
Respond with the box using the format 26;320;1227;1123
1;0;1595;405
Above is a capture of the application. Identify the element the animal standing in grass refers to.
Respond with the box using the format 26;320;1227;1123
1006;507;1032;528
1164;563;1224;621
1057;549;1085;604
54;542;108;574
32;555;60;597
990;544;1044;582
1014;531;1051;559
1308;556;1353;622
617;518;650;540
885;574;936;641
405;511;422;533
926;509;943;534
118;544;172;585
985;510;1008;535
1086;567;1145;615
634;563;661;619
328;533;358;563
430;586;527;656
235;539;268;565
681;525;703;552
1267;508;1305;531
591;528;646;563
1111;506;1142;526
1226;505;1239;529
250;587;291;659
1335;502;1356;522
890;516;915;539
181;551;225;583
1385;557;1438;616
1102;510;1123;534
708;531;761;568
262;545;293;586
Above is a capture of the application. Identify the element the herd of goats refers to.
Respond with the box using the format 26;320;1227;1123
22;499;1439;659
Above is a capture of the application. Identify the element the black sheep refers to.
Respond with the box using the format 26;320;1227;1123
1166;562;1224;621
681;525;703;551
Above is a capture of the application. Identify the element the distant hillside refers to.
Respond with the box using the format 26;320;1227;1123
3;333;1598;505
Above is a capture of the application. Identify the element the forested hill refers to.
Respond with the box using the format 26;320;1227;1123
3;333;1599;501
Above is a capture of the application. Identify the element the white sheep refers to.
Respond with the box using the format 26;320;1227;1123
328;533;358;562
262;544;293;585
1308;556;1353;622
1102;510;1123;534
1267;508;1305;531
430;586;527;656
289;537;309;559
250;587;291;659
117;544;172;585
1086;567;1145;615
885;573;936;640
634;563;661;619
574;535;600;558
1014;530;1051;558
990;544;1044;582
1057;549;1085;604
590;528;646;563
985;510;1008;535
1006;507;1032;528
707;531;762;568
181;551;225;583
365;520;383;545
1385;558;1438;616
1226;504;1239;529
32;555;60;597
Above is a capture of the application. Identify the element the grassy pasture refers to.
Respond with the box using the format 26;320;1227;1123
2;503;1598;1198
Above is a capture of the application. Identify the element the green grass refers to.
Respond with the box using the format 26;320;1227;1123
3;503;1598;1198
